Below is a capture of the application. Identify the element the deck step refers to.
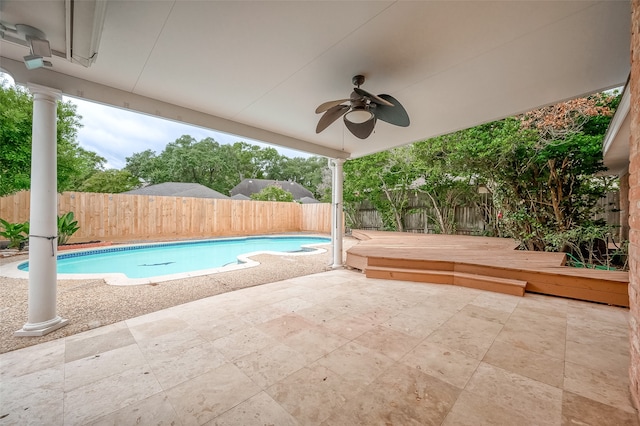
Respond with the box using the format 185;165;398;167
365;266;526;297
453;272;526;297
366;266;452;285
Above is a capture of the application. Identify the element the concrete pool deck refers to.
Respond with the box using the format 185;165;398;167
1;268;637;424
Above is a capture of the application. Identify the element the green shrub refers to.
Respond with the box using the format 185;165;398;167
57;212;80;245
0;218;29;250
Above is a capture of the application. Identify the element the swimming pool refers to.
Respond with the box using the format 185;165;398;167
11;235;330;285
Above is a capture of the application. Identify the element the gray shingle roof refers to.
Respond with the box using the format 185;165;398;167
299;196;320;204
230;193;251;200
123;182;229;199
230;179;314;201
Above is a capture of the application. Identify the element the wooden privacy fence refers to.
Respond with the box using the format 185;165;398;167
352;192;621;236
0;191;331;242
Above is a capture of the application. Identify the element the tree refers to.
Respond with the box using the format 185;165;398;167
124;136;329;197
344;148;420;231
79;169;141;193
250;184;294;202
418;92;618;250
0;83;105;195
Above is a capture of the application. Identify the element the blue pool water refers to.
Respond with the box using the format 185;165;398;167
18;236;330;279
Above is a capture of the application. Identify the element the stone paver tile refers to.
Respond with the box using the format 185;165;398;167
207;391;298;426
321;363;460;426
234;343;308;389
88;391;181;426
353;325;422;361
315;341;395;387
64;343;147;391
565;339;629;378
442;389;541;426
483;340;564;388
457;303;512;324
267;364;362;425
64;364;162;425
566;322;629;350
189;313;252;342
295;304;344;325
281;326;348;363
270;296;315;314
470;292;520;313
165;363;261;426
465;362;562;425
495;320;566;360
213;327;279;362
257;314;317;341
381;312;443;339
322;313;376;340
425;312;503;359
564;361;636;414
127;316;191;341
240;304;288;325
566;314;629;340
0;338;64;381
401;341;480;389
0;366;64;425
561;391;640;426
65;322;135;362
147;341;227;389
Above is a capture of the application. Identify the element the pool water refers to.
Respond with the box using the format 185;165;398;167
18;236;330;279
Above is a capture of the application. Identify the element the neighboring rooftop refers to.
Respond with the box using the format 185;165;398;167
123;182;229;199
230;179;314;201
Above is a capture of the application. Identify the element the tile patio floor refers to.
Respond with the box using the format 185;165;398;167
1;269;638;425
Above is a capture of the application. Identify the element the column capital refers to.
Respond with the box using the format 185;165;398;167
331;158;346;166
27;83;62;101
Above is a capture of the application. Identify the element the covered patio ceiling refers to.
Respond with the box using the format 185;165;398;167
0;1;632;159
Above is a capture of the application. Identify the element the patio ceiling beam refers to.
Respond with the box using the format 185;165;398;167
1;57;350;159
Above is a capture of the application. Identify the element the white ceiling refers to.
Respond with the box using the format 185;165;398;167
0;1;632;159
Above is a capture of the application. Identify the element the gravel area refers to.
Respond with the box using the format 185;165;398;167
0;237;357;354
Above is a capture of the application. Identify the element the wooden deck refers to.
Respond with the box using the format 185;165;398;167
346;230;630;307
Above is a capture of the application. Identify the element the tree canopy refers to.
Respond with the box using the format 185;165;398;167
344;91;620;252
124;137;329;198
0;83;105;196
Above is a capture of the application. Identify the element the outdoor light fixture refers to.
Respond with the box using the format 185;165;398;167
344;107;375;124
23;54;45;70
315;75;409;139
0;23;52;70
22;36;52;70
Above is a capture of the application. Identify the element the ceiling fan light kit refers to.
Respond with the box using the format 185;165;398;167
316;75;410;139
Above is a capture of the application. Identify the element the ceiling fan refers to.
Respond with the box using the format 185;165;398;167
315;75;410;139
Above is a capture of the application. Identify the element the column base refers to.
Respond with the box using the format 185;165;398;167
331;263;344;270
15;317;69;337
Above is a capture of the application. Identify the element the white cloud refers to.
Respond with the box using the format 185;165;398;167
2;72;311;169
66;97;310;169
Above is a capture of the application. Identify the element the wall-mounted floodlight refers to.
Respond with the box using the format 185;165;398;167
0;23;53;70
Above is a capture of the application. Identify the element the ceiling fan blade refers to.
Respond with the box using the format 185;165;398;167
315;99;350;114
316;105;350;133
374;94;410;127
353;87;394;107
344;116;376;139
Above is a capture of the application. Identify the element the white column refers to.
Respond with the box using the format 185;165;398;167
331;158;345;268
15;84;68;337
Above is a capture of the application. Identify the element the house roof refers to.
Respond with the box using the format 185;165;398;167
123;182;229;199
0;1;630;160
230;193;251;201
299;197;320;204
230;179;314;201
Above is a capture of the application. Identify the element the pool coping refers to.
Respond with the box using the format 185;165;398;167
1;235;330;286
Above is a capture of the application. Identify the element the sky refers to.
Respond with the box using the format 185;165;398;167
65;96;310;170
2;71;310;170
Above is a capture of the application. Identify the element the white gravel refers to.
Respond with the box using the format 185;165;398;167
0;237;357;354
